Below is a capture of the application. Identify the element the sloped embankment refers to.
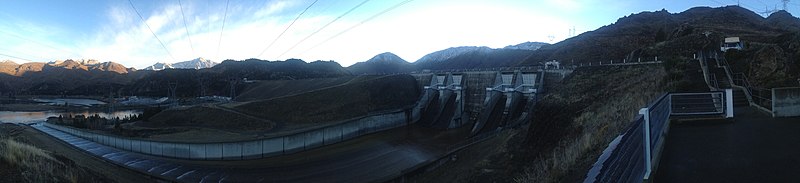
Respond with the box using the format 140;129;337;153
230;74;420;124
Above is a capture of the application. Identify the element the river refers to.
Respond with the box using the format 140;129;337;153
0;110;142;124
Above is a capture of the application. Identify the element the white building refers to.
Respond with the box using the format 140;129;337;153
721;37;743;52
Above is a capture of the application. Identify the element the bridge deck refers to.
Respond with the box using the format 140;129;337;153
655;107;800;182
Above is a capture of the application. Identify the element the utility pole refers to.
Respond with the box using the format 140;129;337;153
229;78;237;100
168;81;178;99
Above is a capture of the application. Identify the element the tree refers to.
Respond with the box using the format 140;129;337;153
655;27;667;42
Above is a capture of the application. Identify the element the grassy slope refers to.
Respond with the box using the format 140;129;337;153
234;76;359;101
513;65;669;182
231;74;420;124
0;130;111;182
147;105;275;132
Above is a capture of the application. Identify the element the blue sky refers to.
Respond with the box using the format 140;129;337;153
0;0;797;68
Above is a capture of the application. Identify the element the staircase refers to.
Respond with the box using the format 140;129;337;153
733;88;749;107
708;59;732;89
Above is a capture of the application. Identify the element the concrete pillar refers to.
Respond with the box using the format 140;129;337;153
640;108;652;179
726;89;734;118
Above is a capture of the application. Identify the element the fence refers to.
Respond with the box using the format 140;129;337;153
585;90;733;182
576;57;662;68
43;111;408;160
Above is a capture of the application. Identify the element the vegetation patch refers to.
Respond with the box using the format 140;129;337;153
0;138;108;182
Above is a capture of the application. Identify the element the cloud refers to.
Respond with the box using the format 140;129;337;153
81;0;302;68
1;0;577;68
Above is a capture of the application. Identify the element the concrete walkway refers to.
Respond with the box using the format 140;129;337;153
655;107;800;182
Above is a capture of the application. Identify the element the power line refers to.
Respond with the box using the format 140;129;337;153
276;0;372;59
256;0;319;58
216;0;230;61
0;29;83;59
178;0;195;56
128;0;177;62
299;0;413;56
0;52;35;62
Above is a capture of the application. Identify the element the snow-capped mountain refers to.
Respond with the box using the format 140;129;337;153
144;57;217;70
503;42;549;51
49;59;100;66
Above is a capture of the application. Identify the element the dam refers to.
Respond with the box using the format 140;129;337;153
33;68;548;182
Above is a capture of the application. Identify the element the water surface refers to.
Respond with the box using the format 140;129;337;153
0;110;142;124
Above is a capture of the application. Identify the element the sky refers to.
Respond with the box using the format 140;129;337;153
0;0;798;68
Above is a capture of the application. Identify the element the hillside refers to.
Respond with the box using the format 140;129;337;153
415;47;534;70
0;57;350;96
503;42;549;50
235;76;359;101
347;52;414;75
519;6;798;66
124;58;351;97
230;74;419;124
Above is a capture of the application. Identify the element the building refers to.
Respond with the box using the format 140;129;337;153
545;60;560;69
721;37;743;52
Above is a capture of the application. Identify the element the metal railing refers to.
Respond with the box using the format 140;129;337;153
670;92;726;115
709;74;719;90
732;73;772;110
586;90;733;182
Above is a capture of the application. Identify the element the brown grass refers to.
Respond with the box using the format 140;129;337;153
0;138;64;182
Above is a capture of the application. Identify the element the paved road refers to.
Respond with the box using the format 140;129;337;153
35;122;471;182
654;107;800;182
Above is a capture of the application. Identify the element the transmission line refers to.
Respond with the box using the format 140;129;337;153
128;0;177;62
0;29;83;59
216;0;230;61
276;0;372;59
178;0;195;56
256;0;319;58
0;52;35;62
299;0;414;56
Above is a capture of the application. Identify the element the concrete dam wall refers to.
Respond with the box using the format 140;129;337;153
412;69;542;134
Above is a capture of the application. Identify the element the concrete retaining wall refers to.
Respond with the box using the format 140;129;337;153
773;87;800;117
43;111;408;160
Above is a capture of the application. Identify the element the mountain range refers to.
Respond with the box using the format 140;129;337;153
346;43;549;75
143;57;217;70
0;6;798;95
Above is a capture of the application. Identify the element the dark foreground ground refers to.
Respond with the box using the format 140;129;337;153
656;106;800;182
33;122;473;182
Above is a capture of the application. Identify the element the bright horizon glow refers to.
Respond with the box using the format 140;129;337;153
0;0;796;68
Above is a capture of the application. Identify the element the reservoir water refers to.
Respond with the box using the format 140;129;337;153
0;110;142;124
